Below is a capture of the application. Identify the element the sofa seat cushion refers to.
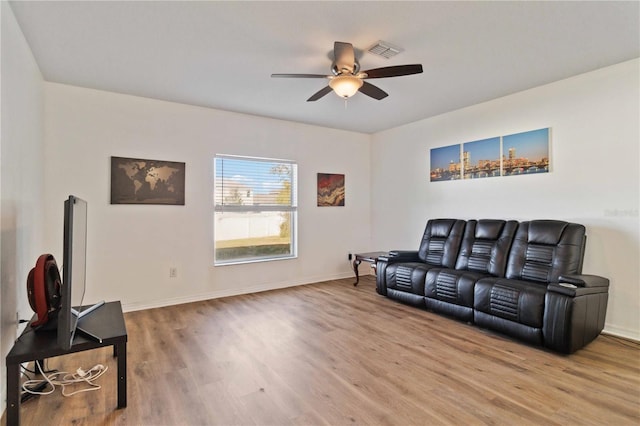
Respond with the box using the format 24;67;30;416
474;277;547;328
425;269;488;308
385;262;436;296
424;269;489;322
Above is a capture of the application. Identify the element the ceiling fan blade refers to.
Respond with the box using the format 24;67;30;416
307;85;333;102
362;64;423;79
358;81;388;100
334;41;356;72
271;73;329;78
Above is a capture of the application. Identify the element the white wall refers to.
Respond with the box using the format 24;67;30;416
43;83;371;311
0;1;45;414
371;59;640;341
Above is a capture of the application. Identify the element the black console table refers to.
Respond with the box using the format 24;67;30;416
5;301;127;426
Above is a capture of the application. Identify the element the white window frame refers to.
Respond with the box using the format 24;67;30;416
213;154;297;265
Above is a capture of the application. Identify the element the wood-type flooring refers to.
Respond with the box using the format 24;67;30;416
6;276;640;425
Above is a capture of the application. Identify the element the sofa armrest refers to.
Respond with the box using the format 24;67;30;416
559;274;610;288
548;274;610;297
376;250;420;296
380;250;420;263
544;274;609;353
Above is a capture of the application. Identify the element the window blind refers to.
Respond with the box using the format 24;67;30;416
214;155;297;212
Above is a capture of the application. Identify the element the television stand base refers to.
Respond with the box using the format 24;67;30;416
71;300;105;319
75;326;103;343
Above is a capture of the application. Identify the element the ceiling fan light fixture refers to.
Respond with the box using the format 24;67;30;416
329;75;364;98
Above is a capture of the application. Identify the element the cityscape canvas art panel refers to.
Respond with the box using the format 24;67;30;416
430;144;462;181
111;156;186;205
502;128;550;176
463;137;501;179
317;173;345;206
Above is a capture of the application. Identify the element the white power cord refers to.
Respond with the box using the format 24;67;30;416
22;361;108;397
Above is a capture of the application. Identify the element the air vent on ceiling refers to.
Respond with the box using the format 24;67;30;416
367;41;404;59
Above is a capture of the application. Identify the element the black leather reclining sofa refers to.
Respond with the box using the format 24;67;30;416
376;219;609;354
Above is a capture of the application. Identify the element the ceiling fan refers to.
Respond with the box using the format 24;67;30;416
271;41;423;102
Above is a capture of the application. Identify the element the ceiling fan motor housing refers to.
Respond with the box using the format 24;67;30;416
332;60;360;76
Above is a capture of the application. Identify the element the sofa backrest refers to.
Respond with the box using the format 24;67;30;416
418;219;466;268
506;220;586;283
455;219;519;276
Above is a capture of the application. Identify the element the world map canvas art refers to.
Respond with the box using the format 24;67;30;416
111;156;186;205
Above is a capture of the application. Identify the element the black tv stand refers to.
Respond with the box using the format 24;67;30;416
6;301;127;426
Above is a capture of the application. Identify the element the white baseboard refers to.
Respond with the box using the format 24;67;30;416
121;271;354;313
602;324;640;342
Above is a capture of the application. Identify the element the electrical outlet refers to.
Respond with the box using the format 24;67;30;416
169;267;178;278
348;253;353;261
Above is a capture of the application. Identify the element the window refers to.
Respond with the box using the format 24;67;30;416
214;155;297;265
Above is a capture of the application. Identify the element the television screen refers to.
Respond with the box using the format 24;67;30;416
57;195;88;350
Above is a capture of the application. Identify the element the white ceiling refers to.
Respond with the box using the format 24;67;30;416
9;1;640;134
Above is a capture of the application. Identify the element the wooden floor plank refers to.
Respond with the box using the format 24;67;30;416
5;276;639;425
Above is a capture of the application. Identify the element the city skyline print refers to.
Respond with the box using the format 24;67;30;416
430;144;462;181
429;127;551;182
463;137;501;180
502;128;550;176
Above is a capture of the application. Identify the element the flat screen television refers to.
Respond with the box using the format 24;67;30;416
57;195;92;350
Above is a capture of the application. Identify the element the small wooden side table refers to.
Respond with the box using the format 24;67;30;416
6;301;127;426
352;251;388;286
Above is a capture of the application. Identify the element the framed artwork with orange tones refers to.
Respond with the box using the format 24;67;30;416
317;173;345;206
